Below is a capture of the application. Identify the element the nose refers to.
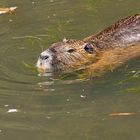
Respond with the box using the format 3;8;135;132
39;54;49;60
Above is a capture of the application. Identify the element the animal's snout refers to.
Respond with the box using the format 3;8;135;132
36;50;54;73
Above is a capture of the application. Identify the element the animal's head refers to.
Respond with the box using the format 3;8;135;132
36;39;99;73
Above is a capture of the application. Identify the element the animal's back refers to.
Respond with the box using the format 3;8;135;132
84;14;140;49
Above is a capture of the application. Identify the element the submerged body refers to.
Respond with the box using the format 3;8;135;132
37;14;140;76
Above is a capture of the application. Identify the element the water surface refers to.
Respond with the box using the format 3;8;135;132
0;0;140;140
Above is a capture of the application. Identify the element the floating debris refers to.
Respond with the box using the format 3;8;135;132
50;0;54;2
133;70;140;77
131;70;136;73
7;109;19;113
66;112;70;114
80;95;86;99
32;1;35;4
46;116;51;119
109;112;136;116
66;98;70;102
4;104;9;107
0;7;17;15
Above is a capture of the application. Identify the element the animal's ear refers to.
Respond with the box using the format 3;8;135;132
84;44;94;54
63;38;67;43
63;38;77;44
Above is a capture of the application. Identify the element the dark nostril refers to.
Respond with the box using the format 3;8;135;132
44;55;49;59
40;55;49;60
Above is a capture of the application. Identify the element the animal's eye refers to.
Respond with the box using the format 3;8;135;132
67;48;75;53
84;44;94;54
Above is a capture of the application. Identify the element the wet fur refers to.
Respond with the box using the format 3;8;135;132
82;14;140;77
37;14;140;75
63;14;140;74
84;14;140;49
83;44;140;77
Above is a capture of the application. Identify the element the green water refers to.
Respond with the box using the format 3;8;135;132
0;0;140;140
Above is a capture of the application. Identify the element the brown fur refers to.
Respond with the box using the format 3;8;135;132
37;14;140;76
83;44;140;77
84;14;140;49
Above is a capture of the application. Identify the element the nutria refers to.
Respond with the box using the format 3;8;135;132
36;14;140;76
